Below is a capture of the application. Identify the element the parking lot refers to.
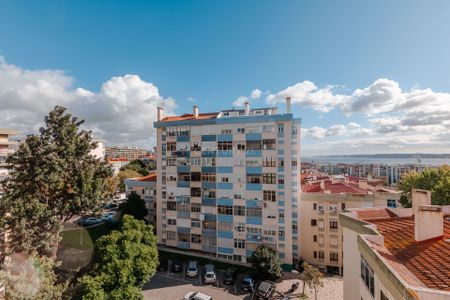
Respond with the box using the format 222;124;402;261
142;259;255;300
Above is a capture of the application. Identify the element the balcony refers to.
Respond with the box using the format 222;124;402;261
177;241;191;250
177;181;190;188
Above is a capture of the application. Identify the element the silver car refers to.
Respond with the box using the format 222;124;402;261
186;260;199;277
204;264;216;284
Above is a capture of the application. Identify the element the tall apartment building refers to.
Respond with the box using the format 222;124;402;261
340;189;449;300
105;146;149;161
154;99;301;268
300;175;401;274
0;128;18;184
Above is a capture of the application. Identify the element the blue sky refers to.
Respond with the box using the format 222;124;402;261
1;1;450;155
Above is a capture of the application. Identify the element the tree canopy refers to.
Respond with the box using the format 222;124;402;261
79;215;158;300
300;262;323;300
398;165;450;207
120;192;148;221
250;245;283;280
120;160;149;176
0;106;112;257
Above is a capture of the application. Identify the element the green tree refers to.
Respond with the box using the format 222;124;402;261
120;160;148;176
250;245;283;280
79;215;158;300
300;262;323;300
120;192;148;220
398;165;450;207
0;106;112;257
118;169;142;192
0;253;68;300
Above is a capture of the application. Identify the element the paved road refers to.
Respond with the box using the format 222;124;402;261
142;273;249;300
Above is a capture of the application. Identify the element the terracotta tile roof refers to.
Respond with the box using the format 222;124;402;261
107;158;129;162
328;182;367;194
137;173;157;182
355;207;399;221
161;112;218;122
302;183;322;193
366;215;450;291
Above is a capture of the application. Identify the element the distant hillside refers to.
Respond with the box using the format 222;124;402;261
312;154;450;159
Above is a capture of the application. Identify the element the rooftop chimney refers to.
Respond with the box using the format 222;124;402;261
244;102;250;116
193;106;199;118
286;97;291;114
412;189;444;241
157;107;164;122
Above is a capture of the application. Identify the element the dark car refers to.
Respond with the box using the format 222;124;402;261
223;268;237;285
255;280;276;299
240;275;255;292
157;257;168;271
171;260;183;273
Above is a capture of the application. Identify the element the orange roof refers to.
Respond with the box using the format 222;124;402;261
302;181;368;195
137;173;157;182
108;157;129;162
161;112;218;122
359;211;450;291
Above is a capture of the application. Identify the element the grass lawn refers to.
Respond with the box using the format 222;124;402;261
58;222;116;270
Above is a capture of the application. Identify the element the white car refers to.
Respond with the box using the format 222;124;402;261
184;291;212;300
186;260;199;277
204;264;216;284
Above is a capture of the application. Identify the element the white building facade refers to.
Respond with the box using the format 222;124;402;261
154;100;301;268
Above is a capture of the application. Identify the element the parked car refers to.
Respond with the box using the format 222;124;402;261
186;260;199;277
101;212;116;222
171;260;183;273
256;280;276;299
223;268;237;285
240;274;255;292
183;291;212;300
157;257;168;271
82;217;103;226
204;264;216;284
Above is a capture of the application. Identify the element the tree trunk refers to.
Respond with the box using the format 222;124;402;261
302;281;306;296
314;285;317;300
50;229;61;259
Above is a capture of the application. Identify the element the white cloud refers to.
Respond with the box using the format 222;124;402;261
232;96;248;107
251;89;262;99
0;57;175;148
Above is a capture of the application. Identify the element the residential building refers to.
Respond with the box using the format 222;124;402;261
339;189;450;300
0;128;18;187
106;146;149;161
300;175;401;274
90;139;106;160
124;173;157;228
154;99;301;268
107;157;130;175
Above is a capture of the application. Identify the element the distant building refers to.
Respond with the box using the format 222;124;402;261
300;175;401;274
0;128;18;185
106;146;149;161
154;99;301;268
107;157;130;175
340;189;450;300
90;140;106;160
124;173;157;228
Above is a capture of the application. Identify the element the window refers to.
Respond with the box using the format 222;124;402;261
278;178;284;184
234;223;245;232
191;142;201;151
246;207;262;217
330;221;338;230
191;234;201;243
313;203;317;210
279;212;285;219
191;187;201;197
247;175;261;184
313;251;317;258
234;239;245;249
167;201;176;211
218;205;233;215
202;157;216;166
191;157;201;166
278;159;284;167
263;229;276;236
246;141;261;150
263;157;276;167
361;256;375;297
263;173;276;184
201;173;216;182
278;125;284;133
234;205;245;216
247;227;262;235
262;139;276;150
221;129;232;135
330;252;339;262
263;190;276;202
311;219;317;226
387;199;397;208
176;202;189;212
218;253;233;260
218;141;233;151
313;235;317;242
191;219;201;228
236;142;246;150
218;222;233;232
279;230;285;236
191;203;201;212
167;231;177;240
329;204;338;212
341;203;346;211
233;255;242;262
221;177;229;182
167;157;177;166
267;215;276;219
167;219;177;225
191;172;201;181
237;128;245;134
318;251;324;260
167;142;176;151
292;224;298;230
